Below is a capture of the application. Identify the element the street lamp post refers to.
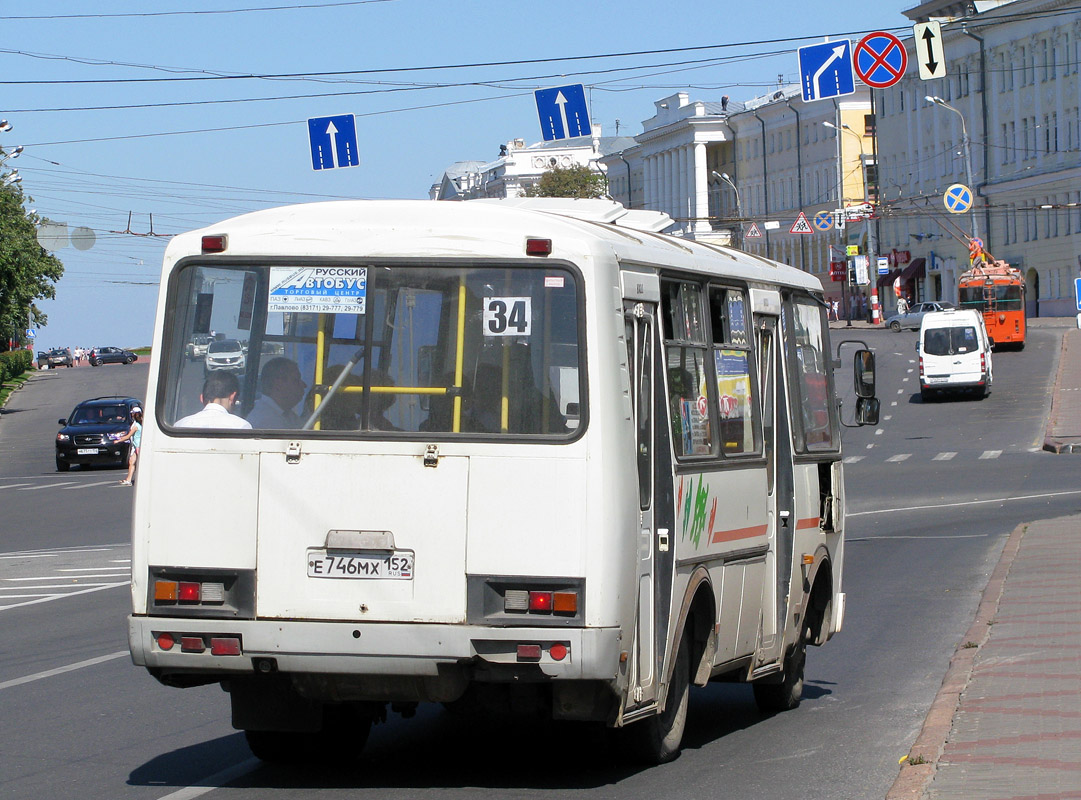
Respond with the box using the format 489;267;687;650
926;95;978;240
711;170;743;249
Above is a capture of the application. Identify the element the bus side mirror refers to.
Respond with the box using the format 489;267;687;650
854;349;875;398
856;397;880;426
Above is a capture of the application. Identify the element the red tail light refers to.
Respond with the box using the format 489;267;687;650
180;636;205;653
178;582;201;603
528;591;553;612
525;238;552;256
201;234;227;253
210;637;242;656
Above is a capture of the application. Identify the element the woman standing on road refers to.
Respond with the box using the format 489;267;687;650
115;406;143;486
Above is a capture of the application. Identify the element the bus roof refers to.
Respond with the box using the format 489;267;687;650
167;199;822;293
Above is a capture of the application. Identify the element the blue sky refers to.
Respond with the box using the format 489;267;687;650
2;0;913;350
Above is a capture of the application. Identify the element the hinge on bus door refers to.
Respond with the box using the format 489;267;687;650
286;441;302;464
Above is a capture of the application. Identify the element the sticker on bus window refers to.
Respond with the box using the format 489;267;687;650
483;296;532;336
268;266;367;314
544;276;565;288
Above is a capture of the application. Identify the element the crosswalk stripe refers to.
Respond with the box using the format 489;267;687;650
979;450;1002;459
886;454;911;462
843;456;864;463
932;452;957;461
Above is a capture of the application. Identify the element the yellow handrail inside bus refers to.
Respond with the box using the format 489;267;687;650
453;277;466;433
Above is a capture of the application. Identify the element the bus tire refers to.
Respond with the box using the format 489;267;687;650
753;627;807;713
626;633;690;765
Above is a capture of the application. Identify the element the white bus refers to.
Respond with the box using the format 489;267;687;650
128;198;877;764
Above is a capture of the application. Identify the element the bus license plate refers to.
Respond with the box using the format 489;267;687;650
307;550;413;580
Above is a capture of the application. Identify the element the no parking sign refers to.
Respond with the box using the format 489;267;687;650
854;32;908;89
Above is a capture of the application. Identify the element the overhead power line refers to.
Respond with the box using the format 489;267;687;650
0;1;396;21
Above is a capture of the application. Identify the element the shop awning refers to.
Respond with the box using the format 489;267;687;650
876;267;903;287
899;257;926;282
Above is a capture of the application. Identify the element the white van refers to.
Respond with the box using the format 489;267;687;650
917;309;993;400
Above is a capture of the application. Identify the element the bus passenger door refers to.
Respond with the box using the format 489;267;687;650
624;301;673;710
755;313;795;664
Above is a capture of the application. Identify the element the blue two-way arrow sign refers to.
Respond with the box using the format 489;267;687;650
798;40;856;103
535;84;591;142
308;114;360;171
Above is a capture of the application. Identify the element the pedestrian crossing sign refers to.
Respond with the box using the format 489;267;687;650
790;212;813;235
745;222;763;239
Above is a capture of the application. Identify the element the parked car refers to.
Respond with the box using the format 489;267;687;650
88;346;138;366
47;348;74;368
185;334;211;361
36;351;49;369
885;301;956;331
55;396;141;471
204;338;245;373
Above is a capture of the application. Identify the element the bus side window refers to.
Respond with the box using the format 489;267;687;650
708;286;760;456
661;280;714;458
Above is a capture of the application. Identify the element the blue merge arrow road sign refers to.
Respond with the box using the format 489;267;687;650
535;84;591;142
308;114;360;171
798;40;855;102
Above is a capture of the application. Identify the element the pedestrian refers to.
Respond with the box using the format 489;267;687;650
831;299;839;321
114;406;143;486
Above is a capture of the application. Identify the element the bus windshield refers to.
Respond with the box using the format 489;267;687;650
160;262;582;437
958;283;1023;312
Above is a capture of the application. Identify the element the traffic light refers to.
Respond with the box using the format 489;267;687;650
847;265;856;286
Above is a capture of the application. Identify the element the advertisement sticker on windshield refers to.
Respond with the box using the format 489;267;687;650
269;266;367;314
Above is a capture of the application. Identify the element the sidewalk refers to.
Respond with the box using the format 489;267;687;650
886;319;1081;800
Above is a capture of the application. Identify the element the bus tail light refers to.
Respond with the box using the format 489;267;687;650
528;591;553;612
181;636;205;653
210;637;242;656
153;632;242;656
525;238;552;256
153;578;227;607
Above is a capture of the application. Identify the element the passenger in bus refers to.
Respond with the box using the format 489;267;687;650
174;372;253;429
246;357;307;429
367;370;402;432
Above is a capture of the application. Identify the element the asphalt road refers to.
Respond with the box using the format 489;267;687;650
2;331;1078;800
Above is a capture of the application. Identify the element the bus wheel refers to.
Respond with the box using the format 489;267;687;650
753;627;807;713
626;633;690;764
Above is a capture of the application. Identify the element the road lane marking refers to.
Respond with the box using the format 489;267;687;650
843;456;864;463
17;482;77;491
0;582;123;590
0;581;127;611
5;574;127;581
0;554;56;560
62;480;116;490
886;454;911;462
0;484;32;490
0;650;127;691
932;452;957;460
155;758;261;800
848;489;1081;518
979;450;1002;459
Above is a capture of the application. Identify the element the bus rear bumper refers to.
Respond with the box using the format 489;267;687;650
128;615;622;683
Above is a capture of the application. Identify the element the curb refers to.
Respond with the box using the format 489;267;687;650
884;521;1027;800
1042;329;1079;454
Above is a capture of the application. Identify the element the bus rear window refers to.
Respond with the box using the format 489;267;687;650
160;263;582;438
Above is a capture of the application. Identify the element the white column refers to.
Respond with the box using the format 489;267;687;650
693;142;709;234
678;146;689;231
664;150;674;219
643;156;653;211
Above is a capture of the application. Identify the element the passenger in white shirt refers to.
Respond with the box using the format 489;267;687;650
174;372;252;429
246;357;307;429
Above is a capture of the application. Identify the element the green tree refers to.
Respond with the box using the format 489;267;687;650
0;177;64;351
523;164;607;199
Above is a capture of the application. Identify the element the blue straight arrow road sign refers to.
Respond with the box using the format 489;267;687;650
535;85;591;142
308;114;360;171
798;40;855;102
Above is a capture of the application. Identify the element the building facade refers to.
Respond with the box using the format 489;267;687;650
431;130;635;201
876;0;1081;316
